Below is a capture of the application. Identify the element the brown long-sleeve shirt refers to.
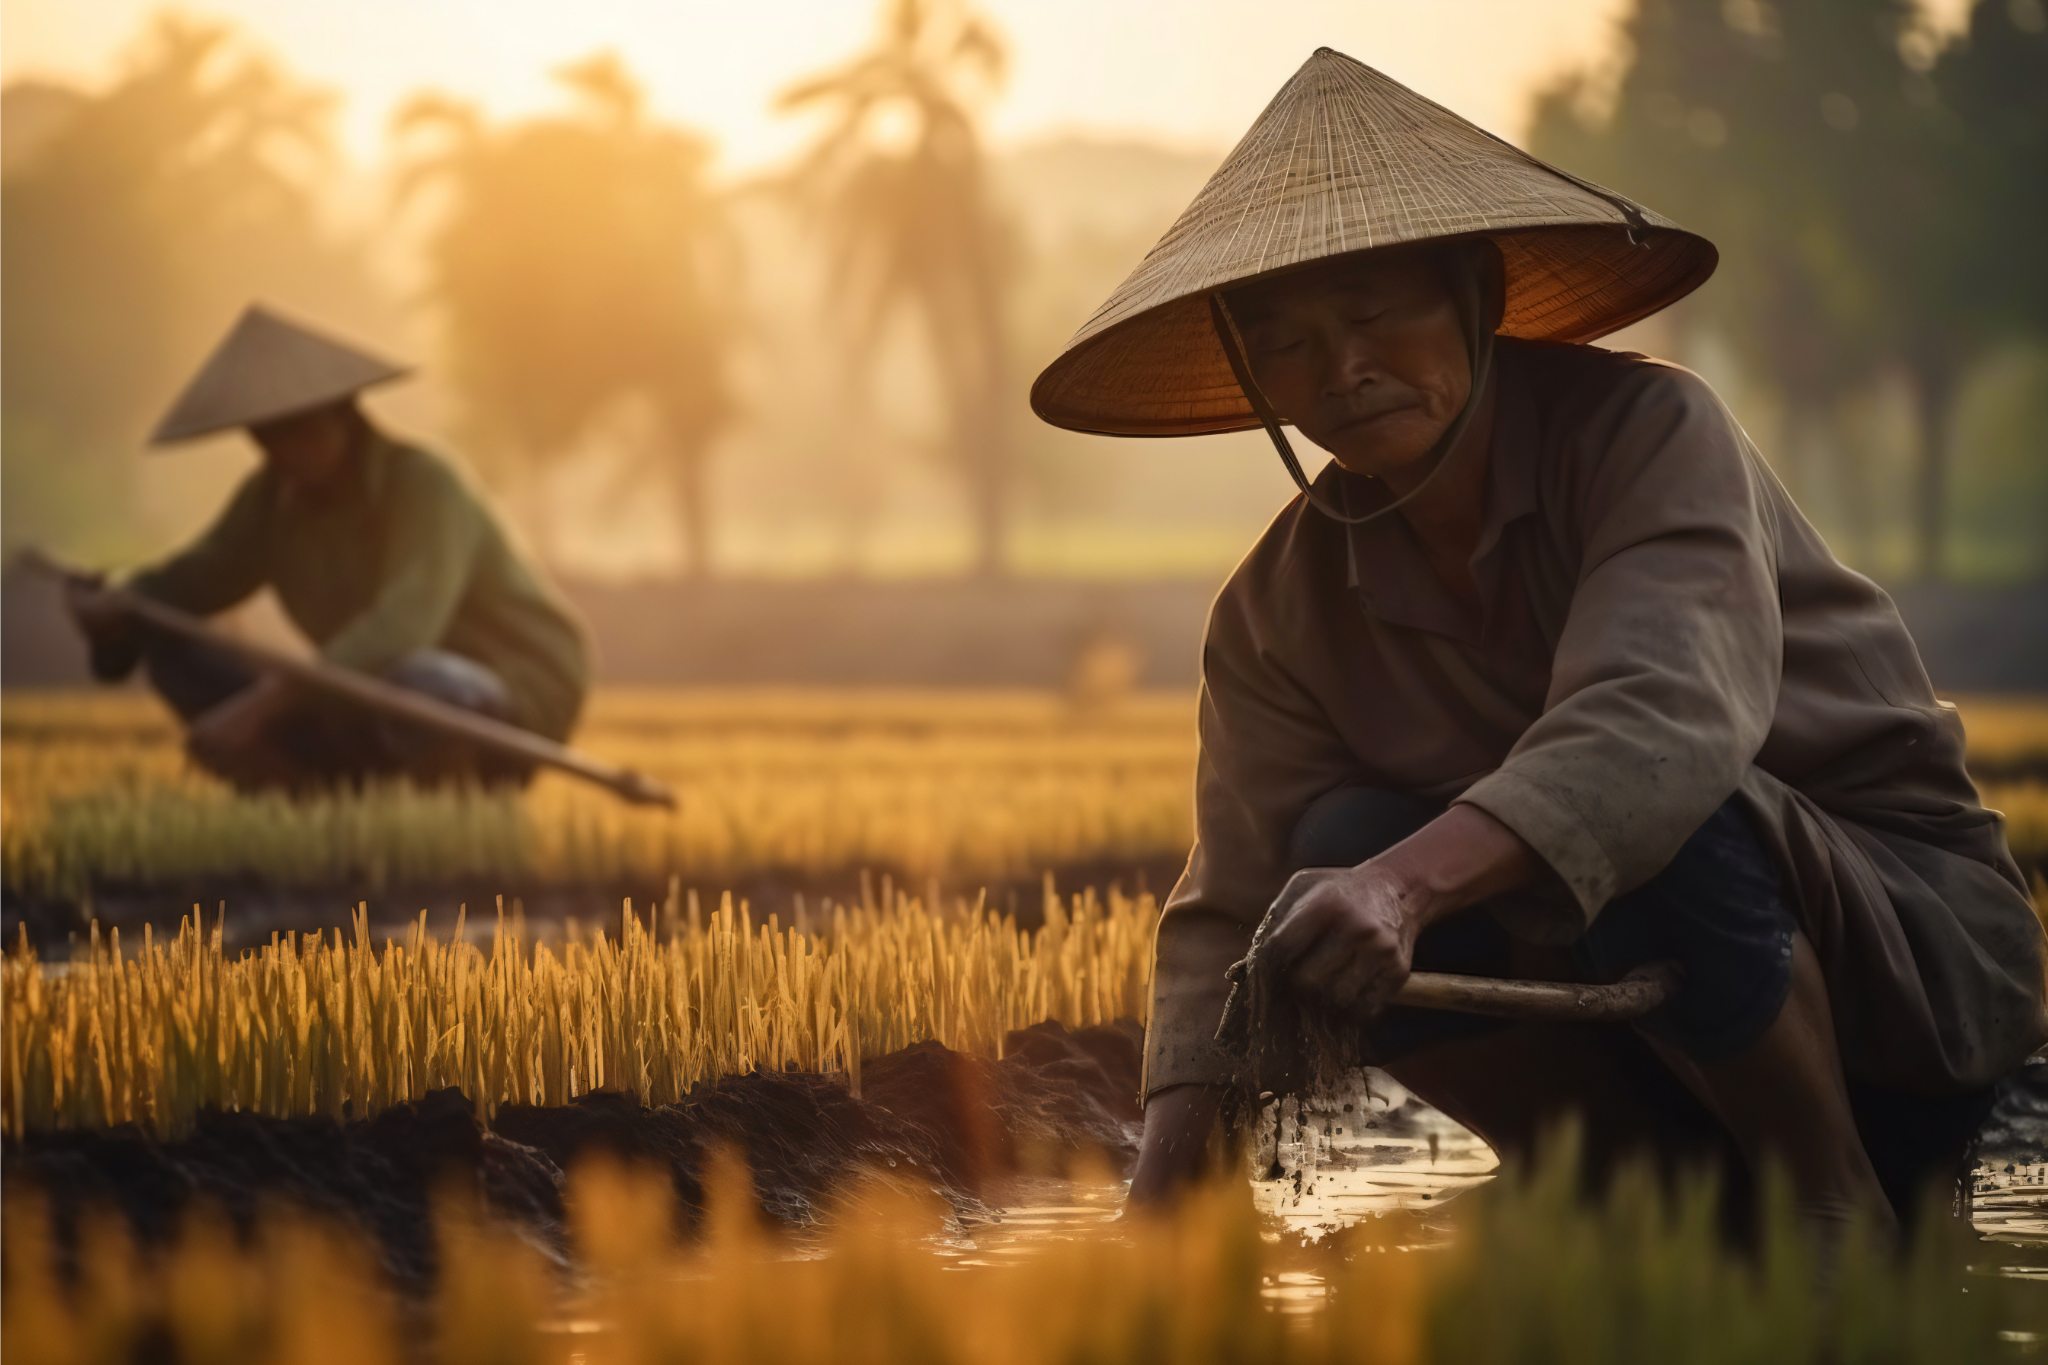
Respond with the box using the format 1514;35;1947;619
1151;336;2045;1098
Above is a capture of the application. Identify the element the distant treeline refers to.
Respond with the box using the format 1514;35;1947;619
3;0;2043;584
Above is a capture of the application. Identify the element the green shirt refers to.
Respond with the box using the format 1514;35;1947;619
123;430;589;741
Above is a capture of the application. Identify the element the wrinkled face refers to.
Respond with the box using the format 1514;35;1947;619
1226;246;1472;481
249;403;356;493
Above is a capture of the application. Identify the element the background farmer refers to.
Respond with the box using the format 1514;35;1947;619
66;305;590;791
1032;48;2046;1242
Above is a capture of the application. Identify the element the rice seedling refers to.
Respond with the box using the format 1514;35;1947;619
4;1137;2035;1365
0;883;1155;1138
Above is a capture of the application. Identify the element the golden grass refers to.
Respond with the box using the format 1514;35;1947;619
1954;694;2048;766
5;1143;2027;1365
1;690;1195;896
1;885;1154;1138
6;689;2044;899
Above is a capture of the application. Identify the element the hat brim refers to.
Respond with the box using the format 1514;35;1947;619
148;369;411;446
1030;223;1716;438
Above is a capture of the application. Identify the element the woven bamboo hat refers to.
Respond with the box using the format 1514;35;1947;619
1030;47;1716;437
150;305;411;445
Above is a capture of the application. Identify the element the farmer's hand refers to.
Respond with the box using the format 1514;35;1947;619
1259;861;1427;1017
63;574;130;642
1260;804;1548;1016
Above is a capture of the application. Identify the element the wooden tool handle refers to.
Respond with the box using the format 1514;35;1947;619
22;549;678;809
1394;961;1680;1022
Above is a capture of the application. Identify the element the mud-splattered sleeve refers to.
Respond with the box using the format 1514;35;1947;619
1453;364;1783;930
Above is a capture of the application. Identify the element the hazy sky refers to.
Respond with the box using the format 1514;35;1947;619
1;0;1662;173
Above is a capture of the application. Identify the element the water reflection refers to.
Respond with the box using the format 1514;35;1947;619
544;1078;2048;1339
942;1074;2048;1318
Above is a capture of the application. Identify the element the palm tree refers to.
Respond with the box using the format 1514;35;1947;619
777;0;1017;577
392;55;742;575
2;15;351;554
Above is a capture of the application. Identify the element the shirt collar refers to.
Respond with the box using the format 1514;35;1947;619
1339;341;1538;642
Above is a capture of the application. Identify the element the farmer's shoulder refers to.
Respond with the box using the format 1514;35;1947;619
371;431;486;508
1204;489;1347;662
1515;337;1732;455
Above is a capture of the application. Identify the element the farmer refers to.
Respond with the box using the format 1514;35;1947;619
1031;49;2046;1237
66;305;589;792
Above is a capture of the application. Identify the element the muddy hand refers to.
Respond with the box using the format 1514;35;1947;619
1258;861;1419;1017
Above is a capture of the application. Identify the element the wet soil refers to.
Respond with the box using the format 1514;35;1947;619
3;1020;1143;1290
12;1018;2048;1334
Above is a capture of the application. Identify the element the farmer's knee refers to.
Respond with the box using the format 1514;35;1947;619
1287;786;1442;870
383;650;514;719
1577;797;1799;1062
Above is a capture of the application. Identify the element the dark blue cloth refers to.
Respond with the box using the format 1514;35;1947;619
1287;785;1797;1063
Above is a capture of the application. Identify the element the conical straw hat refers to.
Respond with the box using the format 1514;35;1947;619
1030;47;1717;437
150;304;411;445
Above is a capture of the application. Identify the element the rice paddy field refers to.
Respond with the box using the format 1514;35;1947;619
4;686;2047;1363
5;688;2044;927
1;690;1201;929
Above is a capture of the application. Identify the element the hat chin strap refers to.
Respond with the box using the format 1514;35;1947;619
1208;260;1499;529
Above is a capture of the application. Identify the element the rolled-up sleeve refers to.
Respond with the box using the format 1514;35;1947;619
1146;586;1357;1097
1454;365;1783;927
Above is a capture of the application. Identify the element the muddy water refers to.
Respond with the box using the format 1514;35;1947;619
528;1071;2048;1348
943;1074;2048;1324
921;1081;1490;1321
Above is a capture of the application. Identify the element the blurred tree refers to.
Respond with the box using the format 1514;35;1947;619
1907;0;2048;576
777;0;1019;577
1529;0;2046;579
393;54;741;575
1;15;364;557
1528;0;1896;552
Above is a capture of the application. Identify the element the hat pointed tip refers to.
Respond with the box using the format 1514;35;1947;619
147;305;410;448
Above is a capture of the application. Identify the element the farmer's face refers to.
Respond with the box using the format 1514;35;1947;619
249;405;356;494
1227;247;1471;482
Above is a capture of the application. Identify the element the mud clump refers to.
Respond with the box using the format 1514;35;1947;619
862;1020;1142;1185
492;1069;978;1231
4;1020;1142;1292
5;1091;569;1287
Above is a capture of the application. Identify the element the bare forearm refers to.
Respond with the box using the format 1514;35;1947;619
1373;803;1542;930
1127;1082;1227;1209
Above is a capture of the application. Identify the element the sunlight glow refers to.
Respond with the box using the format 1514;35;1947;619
0;0;1658;173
